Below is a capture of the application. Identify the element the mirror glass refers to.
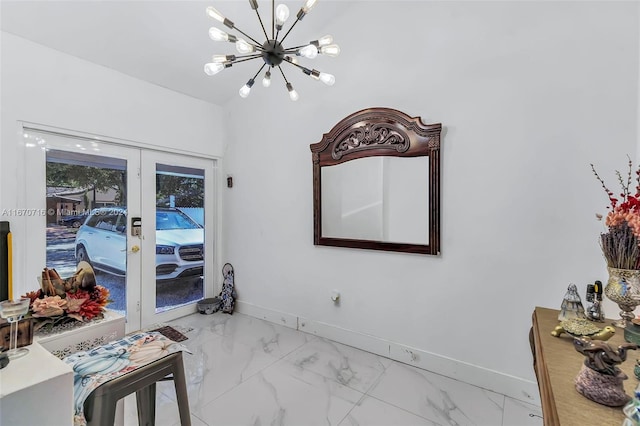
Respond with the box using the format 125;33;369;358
321;156;429;244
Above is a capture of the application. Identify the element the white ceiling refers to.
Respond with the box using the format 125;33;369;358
0;0;350;106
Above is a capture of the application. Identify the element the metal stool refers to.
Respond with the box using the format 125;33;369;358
83;351;190;426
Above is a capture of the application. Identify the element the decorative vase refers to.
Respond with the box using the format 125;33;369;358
605;267;640;328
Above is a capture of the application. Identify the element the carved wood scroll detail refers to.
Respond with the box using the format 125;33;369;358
332;124;409;160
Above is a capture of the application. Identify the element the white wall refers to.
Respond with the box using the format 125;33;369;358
0;32;227;298
222;1;639;403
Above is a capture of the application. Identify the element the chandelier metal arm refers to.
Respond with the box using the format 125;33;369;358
283;44;308;53
283;57;319;77
283;56;305;71
254;8;269;41
232;26;262;46
283;57;329;82
220;36;265;54
279;18;301;45
245;41;266;52
277;64;299;100
229;54;263;65
251;63;267;81
277;65;291;85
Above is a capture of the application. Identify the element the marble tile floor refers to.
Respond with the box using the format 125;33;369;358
122;311;543;426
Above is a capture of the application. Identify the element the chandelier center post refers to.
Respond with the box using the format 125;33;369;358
261;40;285;66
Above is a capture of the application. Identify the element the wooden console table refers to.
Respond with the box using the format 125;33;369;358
531;306;639;425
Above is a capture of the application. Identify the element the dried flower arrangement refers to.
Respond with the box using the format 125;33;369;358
592;157;640;269
21;262;110;332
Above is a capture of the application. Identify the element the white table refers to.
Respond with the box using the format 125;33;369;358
0;342;74;426
0;309;126;425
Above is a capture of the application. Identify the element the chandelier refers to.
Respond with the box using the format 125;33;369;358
204;0;340;101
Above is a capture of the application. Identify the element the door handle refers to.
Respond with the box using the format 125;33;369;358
131;245;140;253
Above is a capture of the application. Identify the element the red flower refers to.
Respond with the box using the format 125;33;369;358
78;298;104;320
593;159;640;239
594;157;640;269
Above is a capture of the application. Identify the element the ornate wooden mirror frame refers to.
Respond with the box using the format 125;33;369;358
310;107;442;254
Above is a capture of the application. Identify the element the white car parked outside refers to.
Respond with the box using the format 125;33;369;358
75;207;204;281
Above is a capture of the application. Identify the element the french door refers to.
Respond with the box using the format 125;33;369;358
24;128;217;332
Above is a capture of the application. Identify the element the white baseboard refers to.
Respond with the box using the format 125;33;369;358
235;300;299;330
234;300;540;406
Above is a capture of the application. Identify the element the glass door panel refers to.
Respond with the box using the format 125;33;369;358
141;151;215;326
154;164;205;313
45;150;127;279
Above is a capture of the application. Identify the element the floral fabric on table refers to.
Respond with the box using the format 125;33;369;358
63;331;187;426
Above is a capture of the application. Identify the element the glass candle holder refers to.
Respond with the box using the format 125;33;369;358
0;298;31;360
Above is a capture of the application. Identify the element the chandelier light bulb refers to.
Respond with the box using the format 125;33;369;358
298;44;318;59
315;34;333;47
319;72;335;86
212;54;235;63
320;44;340;57
262;70;272;87
302;0;318;13
204;62;225;76
275;4;290;30
209;27;230;42
206;6;226;23
239;78;255;98
239;85;251;98
287;83;299;101
236;39;255;54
